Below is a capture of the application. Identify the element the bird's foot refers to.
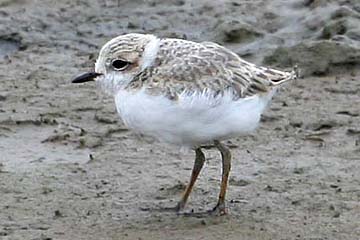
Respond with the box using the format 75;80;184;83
175;203;228;217
209;202;228;216
140;200;228;216
174;201;186;214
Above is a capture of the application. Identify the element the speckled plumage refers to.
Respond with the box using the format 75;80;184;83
128;39;296;100
95;33;297;100
74;33;298;214
90;33;298;146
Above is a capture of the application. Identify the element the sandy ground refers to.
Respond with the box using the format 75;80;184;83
0;0;359;239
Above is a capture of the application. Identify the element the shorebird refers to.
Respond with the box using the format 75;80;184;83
72;33;297;215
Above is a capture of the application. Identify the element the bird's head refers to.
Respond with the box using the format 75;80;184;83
72;33;160;94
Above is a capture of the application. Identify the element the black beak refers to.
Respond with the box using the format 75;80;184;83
72;72;103;83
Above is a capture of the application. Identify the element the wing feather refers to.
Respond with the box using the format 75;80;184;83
127;39;297;99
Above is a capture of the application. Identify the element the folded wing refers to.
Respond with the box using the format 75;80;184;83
127;39;297;99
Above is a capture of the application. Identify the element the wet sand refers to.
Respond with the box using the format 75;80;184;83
0;0;359;239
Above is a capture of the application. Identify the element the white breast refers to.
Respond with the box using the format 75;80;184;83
114;89;275;147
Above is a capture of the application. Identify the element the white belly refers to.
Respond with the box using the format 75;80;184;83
114;89;274;147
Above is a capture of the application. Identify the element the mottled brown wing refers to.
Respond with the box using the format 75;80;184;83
127;39;295;99
201;42;297;95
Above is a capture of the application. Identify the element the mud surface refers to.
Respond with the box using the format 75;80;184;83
0;0;359;239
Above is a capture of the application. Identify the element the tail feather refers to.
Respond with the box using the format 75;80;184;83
267;65;300;86
263;65;299;86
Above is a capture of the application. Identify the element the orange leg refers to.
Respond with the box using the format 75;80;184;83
213;140;232;215
176;148;205;212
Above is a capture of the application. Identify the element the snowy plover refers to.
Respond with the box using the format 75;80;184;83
72;33;297;215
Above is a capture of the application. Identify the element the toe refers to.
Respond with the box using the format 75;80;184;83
211;203;228;216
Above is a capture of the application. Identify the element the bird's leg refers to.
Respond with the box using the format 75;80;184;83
175;148;205;212
213;140;232;215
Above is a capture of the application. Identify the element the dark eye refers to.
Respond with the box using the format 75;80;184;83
111;59;130;71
